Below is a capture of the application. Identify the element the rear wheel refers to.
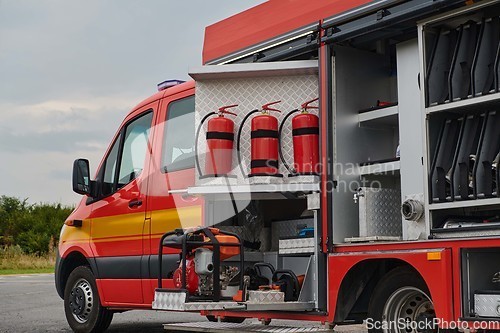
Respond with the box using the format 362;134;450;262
368;267;451;333
64;266;113;333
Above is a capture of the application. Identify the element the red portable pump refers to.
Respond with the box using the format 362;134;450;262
278;98;320;176
195;105;237;178
237;101;283;177
173;257;198;294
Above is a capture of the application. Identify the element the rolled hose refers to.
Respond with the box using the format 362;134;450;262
236;109;260;177
278;109;300;175
194;112;217;177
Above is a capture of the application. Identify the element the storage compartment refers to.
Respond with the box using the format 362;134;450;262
205;197;316;282
331;41;404;243
189;60;319;186
428;109;499;204
424;5;500;107
430;204;500;238
422;1;500;238
462;248;500;318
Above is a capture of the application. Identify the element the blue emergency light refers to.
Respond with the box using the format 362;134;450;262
157;79;185;91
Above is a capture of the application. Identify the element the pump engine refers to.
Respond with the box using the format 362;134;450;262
172;248;239;296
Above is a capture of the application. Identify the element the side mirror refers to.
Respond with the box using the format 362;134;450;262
72;159;92;196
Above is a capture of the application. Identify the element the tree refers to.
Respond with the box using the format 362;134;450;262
0;196;73;254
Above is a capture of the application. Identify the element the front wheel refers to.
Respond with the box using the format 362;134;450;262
64;266;113;333
367;267;450;333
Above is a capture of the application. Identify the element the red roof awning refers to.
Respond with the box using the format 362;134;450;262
203;0;374;64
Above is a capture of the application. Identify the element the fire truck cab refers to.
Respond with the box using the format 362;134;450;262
57;1;500;332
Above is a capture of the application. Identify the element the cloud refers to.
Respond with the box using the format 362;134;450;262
0;0;266;205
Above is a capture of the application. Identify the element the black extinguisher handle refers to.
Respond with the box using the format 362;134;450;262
236;109;260;178
194;112;217;177
278;109;300;175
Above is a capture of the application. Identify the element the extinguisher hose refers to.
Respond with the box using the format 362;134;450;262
278;109;300;175
194;112;217;177
236;109;260;177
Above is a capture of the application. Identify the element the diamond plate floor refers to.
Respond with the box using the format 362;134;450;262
164;322;334;333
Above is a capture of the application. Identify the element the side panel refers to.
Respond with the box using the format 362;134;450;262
327;249;454;323
396;39;426;240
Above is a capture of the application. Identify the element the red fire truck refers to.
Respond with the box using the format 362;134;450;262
58;0;500;332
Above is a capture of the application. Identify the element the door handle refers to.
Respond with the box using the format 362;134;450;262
128;198;143;208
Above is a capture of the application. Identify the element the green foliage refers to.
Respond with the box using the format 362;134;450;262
0;196;73;255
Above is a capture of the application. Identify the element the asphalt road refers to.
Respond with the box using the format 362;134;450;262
0;274;366;333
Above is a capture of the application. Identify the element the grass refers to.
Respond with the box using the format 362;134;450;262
0;245;55;275
0;268;54;275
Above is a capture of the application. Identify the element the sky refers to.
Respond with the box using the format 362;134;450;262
0;1;265;206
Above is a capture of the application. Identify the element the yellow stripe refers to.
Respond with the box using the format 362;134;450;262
60;206;202;244
150;206;202;235
91;212;145;239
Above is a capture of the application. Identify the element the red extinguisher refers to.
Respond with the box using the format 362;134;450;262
237;101;283;177
278;98;319;176
195;105;237;178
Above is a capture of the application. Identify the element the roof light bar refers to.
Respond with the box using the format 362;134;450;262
157;79;185;91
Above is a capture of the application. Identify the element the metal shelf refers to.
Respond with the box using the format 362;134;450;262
188;183;320;195
358;105;399;127
358;160;400;176
429;197;500;210
189;60;318;80
426;91;500;114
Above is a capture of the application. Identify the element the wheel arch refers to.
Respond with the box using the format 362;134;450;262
55;249;98;299
333;258;425;323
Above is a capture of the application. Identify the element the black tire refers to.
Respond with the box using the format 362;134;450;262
367;266;444;333
206;315;245;323
64;266;114;333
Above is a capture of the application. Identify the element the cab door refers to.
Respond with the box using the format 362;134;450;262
145;89;202;302
89;101;157;305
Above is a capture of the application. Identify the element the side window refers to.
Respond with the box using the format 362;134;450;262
100;111;153;197
101;134;122;197
162;96;195;172
117;112;153;187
